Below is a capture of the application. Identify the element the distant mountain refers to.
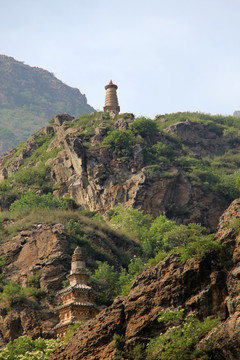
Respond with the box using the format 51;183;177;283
0;55;95;154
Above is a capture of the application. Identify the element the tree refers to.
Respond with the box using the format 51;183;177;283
147;310;219;360
103;129;135;157
10;191;78;212
89;262;119;305
162;223;204;251
129;117;158;137
109;204;152;241
0;335;59;360
117;257;144;295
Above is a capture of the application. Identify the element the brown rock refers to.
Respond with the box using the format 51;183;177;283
0;114;232;231
53;114;74;126
51;200;240;360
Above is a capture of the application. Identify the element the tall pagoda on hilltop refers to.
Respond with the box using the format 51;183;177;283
104;80;120;115
54;246;98;340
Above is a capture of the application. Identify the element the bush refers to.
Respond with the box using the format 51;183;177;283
0;281;27;309
89;261;119;305
9;192;78;212
151;142;176;160
103;129;135;157
109;204;152;241
63;322;83;344
113;333;146;360
117;257;144;295
147;310;219;360
0;335;59;360
129;117;158;137
178;234;223;263
14;164;51;190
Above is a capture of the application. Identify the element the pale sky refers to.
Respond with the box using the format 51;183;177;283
1;0;240;118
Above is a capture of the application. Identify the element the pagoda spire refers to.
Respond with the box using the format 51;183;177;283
104;80;120;115
67;246;88;286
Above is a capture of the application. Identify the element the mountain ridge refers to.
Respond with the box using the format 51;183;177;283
0;55;95;154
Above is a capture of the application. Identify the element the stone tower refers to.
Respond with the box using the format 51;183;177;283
104;80;120;115
54;246;98;340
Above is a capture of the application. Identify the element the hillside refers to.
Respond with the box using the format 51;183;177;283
0;110;240;358
51;198;240;360
0;111;240;231
0;210;139;344
0;55;95;154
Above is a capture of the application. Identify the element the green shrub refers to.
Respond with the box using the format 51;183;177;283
103;129;135;157
151;142;176;160
113;333;146;360
27;272;41;289
63;322;83;344
109;204;152;241
0;335;59;360
178;234;223;263
0;281;27;309
147;252;168;266
117;257;144;295
89;261;119;305
129;117;158;137
14;164;52;190
147;309;219;360
9;192;78;212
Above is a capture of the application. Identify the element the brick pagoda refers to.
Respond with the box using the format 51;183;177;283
104;80;120;115
54;246;98;340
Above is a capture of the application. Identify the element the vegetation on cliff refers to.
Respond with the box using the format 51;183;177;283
1;111;240;219
113;310;220;360
0;336;59;360
1;110;240;358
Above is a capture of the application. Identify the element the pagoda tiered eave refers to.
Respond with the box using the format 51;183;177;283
55;300;96;311
57;283;92;296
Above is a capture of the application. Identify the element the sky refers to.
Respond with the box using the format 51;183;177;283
1;0;240;118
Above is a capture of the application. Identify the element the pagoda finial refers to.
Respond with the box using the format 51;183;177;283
72;246;83;262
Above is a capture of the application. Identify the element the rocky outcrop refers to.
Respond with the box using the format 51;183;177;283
0;219;138;344
166;119;230;157
51;199;240;360
0;224;70;290
0;114;232;231
0;224;70;343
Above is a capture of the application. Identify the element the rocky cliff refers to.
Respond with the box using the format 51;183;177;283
0;113;237;232
0;216;138;344
51;198;240;360
0;111;240;357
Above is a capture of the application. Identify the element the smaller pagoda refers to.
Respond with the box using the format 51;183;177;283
104;80;120;115
54;246;98;340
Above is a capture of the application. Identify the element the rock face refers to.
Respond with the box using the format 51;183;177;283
0;224;71;343
51;199;240;360
0;224;70;291
0;114;230;232
0;220;137;344
166;119;229;157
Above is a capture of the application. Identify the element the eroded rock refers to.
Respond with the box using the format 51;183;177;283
51;200;240;360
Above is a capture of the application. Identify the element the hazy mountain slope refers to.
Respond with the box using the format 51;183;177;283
0;55;95;154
